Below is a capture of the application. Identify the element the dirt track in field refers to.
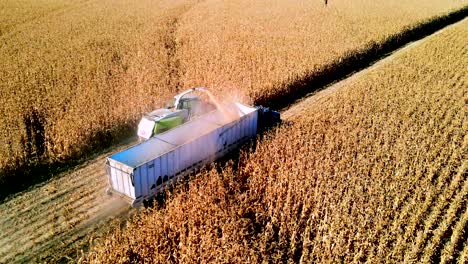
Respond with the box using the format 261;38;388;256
0;152;131;263
0;18;465;264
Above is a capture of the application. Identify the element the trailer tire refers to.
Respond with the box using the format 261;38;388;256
105;188;112;196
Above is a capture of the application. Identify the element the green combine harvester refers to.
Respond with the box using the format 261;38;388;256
137;87;215;140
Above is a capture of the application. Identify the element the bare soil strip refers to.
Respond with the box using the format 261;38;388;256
0;153;131;263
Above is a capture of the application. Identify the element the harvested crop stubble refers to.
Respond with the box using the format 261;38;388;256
0;0;466;188
86;19;468;263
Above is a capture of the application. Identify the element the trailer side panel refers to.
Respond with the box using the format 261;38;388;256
106;103;258;206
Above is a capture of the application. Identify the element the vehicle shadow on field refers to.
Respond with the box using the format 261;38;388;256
254;6;468;110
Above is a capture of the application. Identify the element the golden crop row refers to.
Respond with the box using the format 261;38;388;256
0;1;466;186
85;18;468;263
0;0;79;36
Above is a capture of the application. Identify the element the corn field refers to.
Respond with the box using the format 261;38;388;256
0;0;198;185
0;0;466;189
85;18;468;263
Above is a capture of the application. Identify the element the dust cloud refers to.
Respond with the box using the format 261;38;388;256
204;89;241;124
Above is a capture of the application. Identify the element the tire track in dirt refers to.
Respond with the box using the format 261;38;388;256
0;163;102;223
0;179;105;250
1;177;93;228
0;164;103;230
0;154;130;263
17;197;129;263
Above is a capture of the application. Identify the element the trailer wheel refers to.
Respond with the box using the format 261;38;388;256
105;188;112;196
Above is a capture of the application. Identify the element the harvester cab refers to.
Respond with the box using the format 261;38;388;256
137;87;215;140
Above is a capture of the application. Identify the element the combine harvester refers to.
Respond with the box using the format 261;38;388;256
105;87;279;207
